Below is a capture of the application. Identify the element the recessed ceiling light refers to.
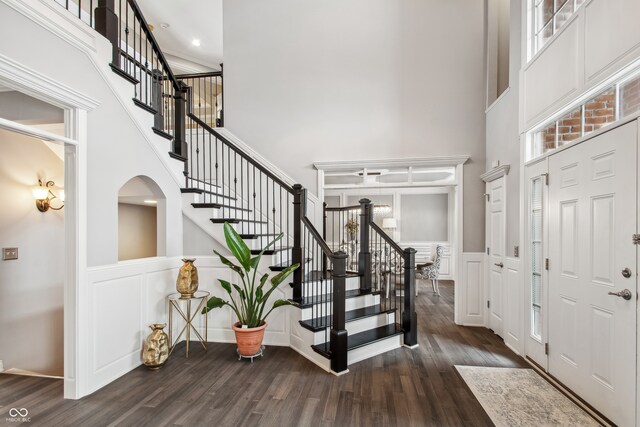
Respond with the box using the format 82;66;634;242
160;23;170;29
144;200;157;204
192;39;201;47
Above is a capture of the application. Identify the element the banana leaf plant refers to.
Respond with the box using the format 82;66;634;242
201;222;299;328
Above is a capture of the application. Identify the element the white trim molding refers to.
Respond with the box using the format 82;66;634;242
480;164;510;183
314;155;470;171
0;53;100;111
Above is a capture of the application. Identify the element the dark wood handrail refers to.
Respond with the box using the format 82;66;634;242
126;0;180;91
325;205;360;212
370;221;404;254
302;217;334;257
187;113;295;194
175;71;223;79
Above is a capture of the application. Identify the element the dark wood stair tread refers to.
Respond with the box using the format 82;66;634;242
210;218;268;225
250;246;291;255
168;152;187;162
269;258;311;272
293;289;380;308
311;323;403;357
300;306;396;332
132;98;157;114
153;127;173;141
110;63;139;84
181;188;236;201
239;233;280;239
191;203;251;212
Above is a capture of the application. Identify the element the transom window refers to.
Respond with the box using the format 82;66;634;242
526;67;640;160
532;0;585;56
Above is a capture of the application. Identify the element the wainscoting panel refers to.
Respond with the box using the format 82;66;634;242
524;18;580;127
503;257;523;355
85;256;292;395
457;252;485;326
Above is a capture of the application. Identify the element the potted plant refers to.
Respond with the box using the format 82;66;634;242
202;222;299;356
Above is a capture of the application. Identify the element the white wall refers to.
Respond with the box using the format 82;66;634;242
223;0;487;252
0;130;64;376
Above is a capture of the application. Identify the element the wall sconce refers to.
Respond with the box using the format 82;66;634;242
32;180;64;212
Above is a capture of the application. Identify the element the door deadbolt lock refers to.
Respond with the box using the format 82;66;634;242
622;268;632;278
608;289;632;300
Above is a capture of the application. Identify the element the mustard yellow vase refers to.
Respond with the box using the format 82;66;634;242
176;258;199;297
142;323;169;370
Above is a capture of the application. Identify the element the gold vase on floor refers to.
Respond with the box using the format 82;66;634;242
177;258;199;297
142;323;169;370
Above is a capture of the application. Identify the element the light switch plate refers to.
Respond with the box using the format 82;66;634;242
3;247;18;260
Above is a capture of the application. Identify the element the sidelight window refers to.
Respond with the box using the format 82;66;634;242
530;175;544;340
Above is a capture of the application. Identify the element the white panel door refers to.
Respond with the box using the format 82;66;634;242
487;177;506;337
525;158;549;369
548;123;637;427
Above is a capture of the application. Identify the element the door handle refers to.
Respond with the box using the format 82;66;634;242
608;289;632;300
494;262;504;268
622;268;632;278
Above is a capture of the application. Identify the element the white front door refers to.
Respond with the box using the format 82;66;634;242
487;177;506;337
525;158;548;369
548;122;637;427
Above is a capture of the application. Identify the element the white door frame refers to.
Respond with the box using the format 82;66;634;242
0;56;98;399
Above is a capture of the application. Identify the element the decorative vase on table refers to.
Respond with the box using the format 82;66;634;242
142;323;169;369
176;258;199;297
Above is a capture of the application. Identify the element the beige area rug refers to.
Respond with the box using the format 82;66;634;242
455;366;600;427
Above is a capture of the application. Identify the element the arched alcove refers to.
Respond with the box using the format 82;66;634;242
117;176;167;261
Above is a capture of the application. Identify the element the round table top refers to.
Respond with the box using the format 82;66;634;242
167;290;210;301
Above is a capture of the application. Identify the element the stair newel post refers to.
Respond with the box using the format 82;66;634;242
219;63;224;127
322;202;328;278
358;198;372;292
402;247;418;346
292;184;305;302
151;69;164;130
95;0;120;68
330;250;349;373
173;81;188;160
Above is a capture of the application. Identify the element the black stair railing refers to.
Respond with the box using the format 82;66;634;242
323;203;361;275
177;71;224;129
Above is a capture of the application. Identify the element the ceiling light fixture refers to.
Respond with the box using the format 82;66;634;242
32;179;64;212
192;39;201;47
144;200;158;204
148;23;155;31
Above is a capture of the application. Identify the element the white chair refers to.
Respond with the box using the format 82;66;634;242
417;245;444;296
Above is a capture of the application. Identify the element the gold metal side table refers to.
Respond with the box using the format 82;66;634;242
167;291;209;357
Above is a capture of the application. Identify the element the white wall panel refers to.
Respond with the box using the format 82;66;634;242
457;253;485;326
525;19;580;126
584;0;640;82
504;257;522;355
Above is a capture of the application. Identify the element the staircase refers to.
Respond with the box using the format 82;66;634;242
58;0;417;374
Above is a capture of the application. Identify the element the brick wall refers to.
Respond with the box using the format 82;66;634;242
584;88;615;134
621;77;640;116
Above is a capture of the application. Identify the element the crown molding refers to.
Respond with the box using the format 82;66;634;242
0;54;99;111
480;165;510;183
314;155;470;171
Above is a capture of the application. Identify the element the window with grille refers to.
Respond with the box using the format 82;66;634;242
530;175;543;340
532;0;585;56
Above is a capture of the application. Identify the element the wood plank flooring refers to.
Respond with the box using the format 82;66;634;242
0;280;526;426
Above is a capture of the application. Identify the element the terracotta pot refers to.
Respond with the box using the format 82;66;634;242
232;321;267;356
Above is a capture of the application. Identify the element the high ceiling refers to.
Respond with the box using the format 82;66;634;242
137;0;223;72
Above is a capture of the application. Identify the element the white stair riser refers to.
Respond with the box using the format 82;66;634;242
347;335;402;366
306;312;396;345
300;276;360;297
299;294;380;320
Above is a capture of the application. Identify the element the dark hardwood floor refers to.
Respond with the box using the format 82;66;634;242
0;280;526;426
